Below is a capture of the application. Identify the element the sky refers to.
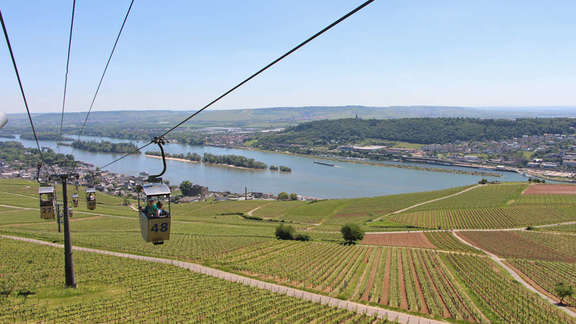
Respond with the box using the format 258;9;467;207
1;0;576;114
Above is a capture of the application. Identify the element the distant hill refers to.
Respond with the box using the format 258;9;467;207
3;105;576;132
253;117;576;146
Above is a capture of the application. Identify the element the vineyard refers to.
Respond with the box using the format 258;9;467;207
410;184;527;211
423;232;481;253
331;186;469;224
0;217;274;262
219;241;483;321
389;206;574;229
508;258;576;306
538;223;576;233
441;253;575;324
361;233;435;249
0;238;391;323
458;231;576;262
1;179;575;323
523;184;576;195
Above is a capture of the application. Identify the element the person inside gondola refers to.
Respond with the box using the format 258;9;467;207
156;201;167;217
143;198;158;218
88;193;95;201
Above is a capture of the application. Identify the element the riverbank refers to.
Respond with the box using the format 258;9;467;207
519;169;576;183
4;134;529;198
239;146;503;177
145;154;266;171
145;154;200;164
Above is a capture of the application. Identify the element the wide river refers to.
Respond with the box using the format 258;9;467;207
3;135;527;198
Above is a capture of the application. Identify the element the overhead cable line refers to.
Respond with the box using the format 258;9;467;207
58;0;77;143
77;0;135;140
0;8;47;164
100;0;375;169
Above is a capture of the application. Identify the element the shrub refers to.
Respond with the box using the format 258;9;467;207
295;234;311;241
277;192;290;200
275;224;295;240
555;282;574;305
341;224;365;243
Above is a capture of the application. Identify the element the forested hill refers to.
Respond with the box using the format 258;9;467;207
253;118;576;146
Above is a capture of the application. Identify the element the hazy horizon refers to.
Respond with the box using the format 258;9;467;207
2;1;576;114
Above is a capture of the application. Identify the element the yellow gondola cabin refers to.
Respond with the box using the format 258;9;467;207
138;182;171;245
39;186;56;219
86;188;96;210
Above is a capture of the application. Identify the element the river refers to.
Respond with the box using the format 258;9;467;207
2;135;528;198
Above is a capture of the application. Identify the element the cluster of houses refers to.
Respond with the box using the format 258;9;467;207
420;134;576;170
0;160;303;202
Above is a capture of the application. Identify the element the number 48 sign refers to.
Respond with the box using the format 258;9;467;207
151;223;168;232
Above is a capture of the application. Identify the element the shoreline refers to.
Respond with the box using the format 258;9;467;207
145;154;200;164
235;146;503;177
144;154;266;171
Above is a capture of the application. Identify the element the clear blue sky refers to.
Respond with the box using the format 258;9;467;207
1;0;576;113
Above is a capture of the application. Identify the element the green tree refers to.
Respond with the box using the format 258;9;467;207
341;224;365;244
275;224;295;240
277;192;289;200
555;282;574;305
289;193;298;200
179;181;194;196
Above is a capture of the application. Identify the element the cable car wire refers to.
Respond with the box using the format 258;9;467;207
99;0;375;170
76;0;135;140
58;0;77;143
0;8;47;164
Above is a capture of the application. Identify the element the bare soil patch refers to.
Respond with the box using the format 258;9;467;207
362;232;436;249
524;184;576;195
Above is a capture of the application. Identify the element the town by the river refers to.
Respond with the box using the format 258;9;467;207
1;135;528;198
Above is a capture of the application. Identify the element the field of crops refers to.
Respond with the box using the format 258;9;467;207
331;186;469;224
0;238;391;323
423;232;480;253
219;241;482;321
389;206;574;229
516;231;576;259
537;223;576;233
441;253;574;324
0;216;274;262
410;184;527;211
515;194;576;206
361;233;435;249
508;258;576;306
459;231;576;262
2;179;575;323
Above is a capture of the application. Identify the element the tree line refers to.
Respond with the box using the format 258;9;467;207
202;153;267;169
71;140;140;154
253;118;576;147
0;141;75;168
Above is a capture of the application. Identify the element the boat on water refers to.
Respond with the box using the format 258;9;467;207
314;161;336;167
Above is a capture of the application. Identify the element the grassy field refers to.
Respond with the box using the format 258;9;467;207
2;179;575;323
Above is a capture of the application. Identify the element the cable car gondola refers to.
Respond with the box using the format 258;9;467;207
72;193;79;208
137;137;171;245
86;188;96;210
39;186;56;219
